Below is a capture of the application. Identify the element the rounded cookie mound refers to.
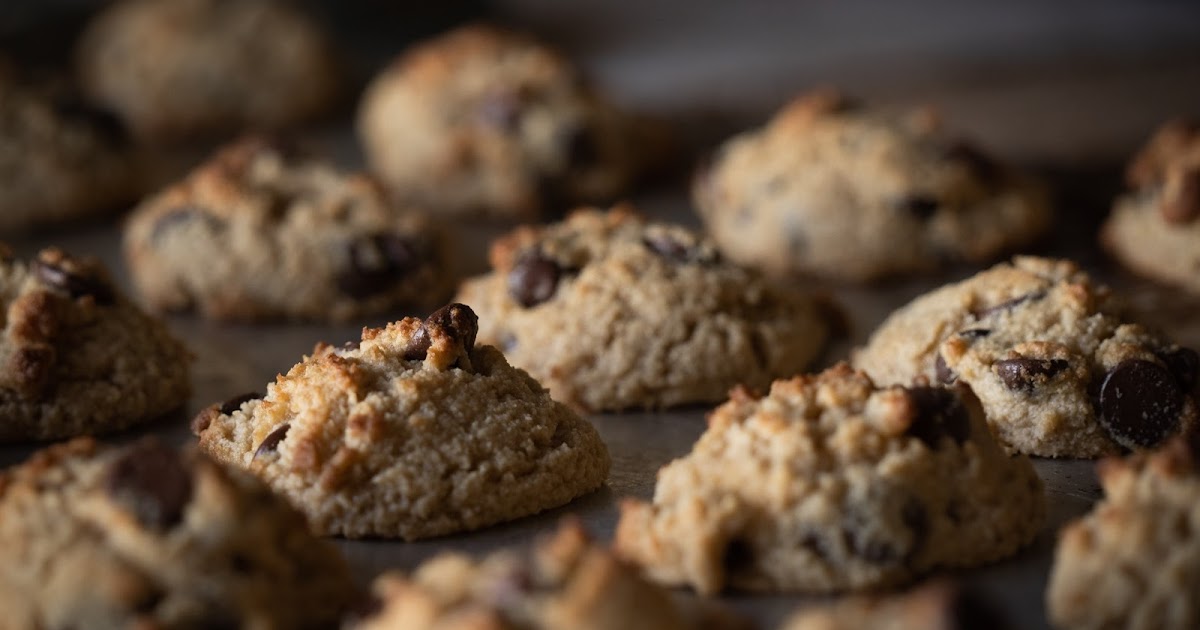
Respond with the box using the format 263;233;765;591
854;256;1199;458
614;363;1044;595
1047;434;1200;630
0;76;137;233
1102;119;1200;292
124;137;447;322
193;303;610;539
0;246;191;441
694;89;1050;282
348;519;743;630
455;205;834;411
358;24;651;220
77;0;340;142
0;438;354;629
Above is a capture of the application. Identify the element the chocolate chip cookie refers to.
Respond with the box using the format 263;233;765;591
347;519;744;630
0;438;354;628
614;364;1044;594
1102;119;1200;293
454;205;835;411
1;246;191;441
0;76;138;233
77;0;340;142
854;256;1199;457
1047;434;1200;630
193;303;610;539
358;24;655;220
124;137;447;322
782;582;1009;630
694;89;1051;282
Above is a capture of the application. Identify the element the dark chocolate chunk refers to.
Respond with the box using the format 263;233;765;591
904;386;971;446
405;303;480;361
253;423;290;459
722;537;755;573
642;233;693;262
106;440;193;530
32;259;114;304
507;251;561;307
993;358;1069;392
336;234;422;299
1158;346;1199;390
973;291;1046;319
1099;359;1184;449
339;339;360;352
958;328;991;339
846;498;928;565
935;354;956;385
219;392;262;416
898;195;941;220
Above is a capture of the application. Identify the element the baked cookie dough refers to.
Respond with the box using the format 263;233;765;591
358;24;654;220
782;581;1009;630
1102;119;1200;292
0;245;191;442
455;205;835;411
193;303;610;539
694;89;1051;282
1047;434;1200;630
347;519;744;630
78;0;340;142
0;438;354;629
614;364;1044;594
854;256;1199;458
124;136;447;322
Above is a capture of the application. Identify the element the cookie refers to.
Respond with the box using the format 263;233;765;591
77;0;340;142
0;437;354;628
1047;433;1200;630
1102;119;1200;292
358;24;654;220
782;582;1009;630
614;363;1044;595
0;76;138;233
454;205;835;411
124;136;448;322
694;89;1051;282
854;256;1199;457
193;303;610;539
347;519;745;630
0;246;191;442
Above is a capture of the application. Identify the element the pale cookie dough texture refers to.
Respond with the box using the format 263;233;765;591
124;137;447;322
0;246;191;442
1047;434;1200;630
0;438;354;629
455;205;835;411
782;582;1009;630
0;76;138;233
77;0;340;142
347;520;745;630
615;364;1044;595
193;303;610;539
1102;119;1200;292
694;89;1051;282
358;24;657;220
854;256;1199;458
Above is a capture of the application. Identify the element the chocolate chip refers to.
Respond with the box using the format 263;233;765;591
845;497;928;565
106;440;193;530
958;328;991;339
898;195;941;220
507;251;561;307
219;392;261;416
643;234;693;262
405;303;480;361
149;206;224;242
32;259;114;304
1159;347;1199;390
336;234;422;299
253;423;290;459
1099;359;1184;449
1162;169;1200;224
935;354;956;384
904;386;971;446
340;339;360;352
994;358;1069;392
973;291;1046;319
722;537;755;573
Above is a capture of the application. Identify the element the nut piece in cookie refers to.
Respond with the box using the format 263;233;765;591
358;24;662;220
346;519;746;630
0;438;354;628
782;581;1010;630
1102;119;1200;293
854;255;1199;457
1047;432;1200;630
77;0;341;142
454;204;838;411
694;88;1051;282
614;363;1044;594
123;136;449;322
0;246;191;441
193;303;610;539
